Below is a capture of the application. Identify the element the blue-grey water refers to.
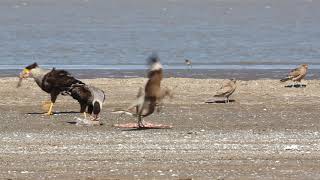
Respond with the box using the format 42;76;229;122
0;0;320;71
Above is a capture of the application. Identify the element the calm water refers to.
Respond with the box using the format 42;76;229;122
0;0;320;70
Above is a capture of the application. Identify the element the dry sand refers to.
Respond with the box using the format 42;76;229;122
0;77;320;179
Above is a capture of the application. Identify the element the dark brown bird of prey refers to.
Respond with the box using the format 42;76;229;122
214;78;237;103
280;64;308;86
67;84;106;120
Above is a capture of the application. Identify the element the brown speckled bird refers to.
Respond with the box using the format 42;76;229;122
214;78;237;103
280;64;308;86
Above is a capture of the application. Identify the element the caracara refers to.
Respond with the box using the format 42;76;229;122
67;84;106;120
18;63;85;115
280;64;308;86
214;78;237;103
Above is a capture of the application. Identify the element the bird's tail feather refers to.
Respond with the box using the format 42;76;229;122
280;77;291;82
214;93;226;97
111;110;134;116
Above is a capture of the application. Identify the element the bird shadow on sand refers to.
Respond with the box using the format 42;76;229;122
205;99;236;104
285;84;307;88
114;122;172;131
121;128;157;131
66;121;104;126
26;111;80;115
120;127;171;131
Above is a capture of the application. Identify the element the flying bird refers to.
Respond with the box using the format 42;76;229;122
18;63;85;115
125;86;173;115
280;64;308;86
112;53;172;128
214;78;237;103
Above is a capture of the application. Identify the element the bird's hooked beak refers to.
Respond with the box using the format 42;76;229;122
19;68;31;79
17;68;31;88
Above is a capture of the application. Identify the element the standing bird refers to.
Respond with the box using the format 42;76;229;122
214;78;237;103
18;63;85;115
67;84;106;120
185;59;192;70
280;64;308;87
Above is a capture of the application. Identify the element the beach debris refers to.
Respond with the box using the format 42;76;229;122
280;64;308;87
74;117;102;126
284;145;301;151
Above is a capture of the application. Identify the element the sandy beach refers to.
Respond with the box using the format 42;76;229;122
1;77;320;179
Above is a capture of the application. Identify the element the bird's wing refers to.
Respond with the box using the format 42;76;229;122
88;86;106;103
292;67;307;81
215;84;233;97
45;69;84;89
289;67;301;77
69;85;91;103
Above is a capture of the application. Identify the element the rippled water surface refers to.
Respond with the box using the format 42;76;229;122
0;0;320;69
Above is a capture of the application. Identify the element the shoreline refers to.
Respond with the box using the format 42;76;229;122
1;69;319;80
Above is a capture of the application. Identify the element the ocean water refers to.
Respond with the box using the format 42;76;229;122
0;0;320;70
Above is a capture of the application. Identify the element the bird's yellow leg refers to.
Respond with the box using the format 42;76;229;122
83;112;87;119
42;100;52;111
46;103;54;115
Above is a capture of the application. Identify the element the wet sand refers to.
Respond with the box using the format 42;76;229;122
1;77;320;179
